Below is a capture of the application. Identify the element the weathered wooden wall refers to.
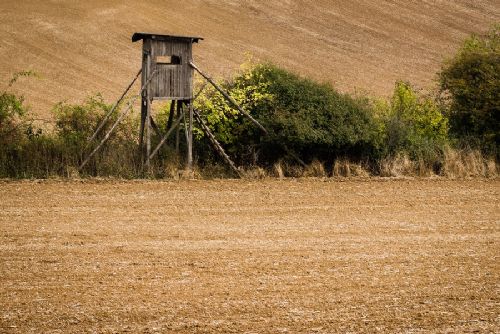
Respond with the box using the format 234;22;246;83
142;39;193;100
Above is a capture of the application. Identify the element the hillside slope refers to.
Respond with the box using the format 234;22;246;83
0;0;499;117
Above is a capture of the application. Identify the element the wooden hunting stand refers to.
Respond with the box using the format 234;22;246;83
133;32;202;170
79;32;270;177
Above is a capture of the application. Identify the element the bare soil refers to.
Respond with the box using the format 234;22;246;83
0;179;499;333
1;1;499;116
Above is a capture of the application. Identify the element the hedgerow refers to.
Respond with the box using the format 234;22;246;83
195;62;381;168
0;26;497;178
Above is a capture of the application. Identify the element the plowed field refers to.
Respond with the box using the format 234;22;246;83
1;179;499;333
1;1;499;116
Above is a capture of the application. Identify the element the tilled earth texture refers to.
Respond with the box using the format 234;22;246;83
1;1;499;116
0;179;499;333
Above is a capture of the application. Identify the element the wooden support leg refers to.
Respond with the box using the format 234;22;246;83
175;101;182;156
138;96;147;159
166;100;175;131
149;112;184;160
187;101;194;171
145;97;151;169
145;50;152;170
193;109;242;178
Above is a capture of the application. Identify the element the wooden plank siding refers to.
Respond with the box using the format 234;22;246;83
148;40;193;100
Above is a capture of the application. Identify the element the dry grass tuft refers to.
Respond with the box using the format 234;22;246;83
333;160;351;177
303;160;327;178
198;164;231;179
66;166;80;179
442;148;497;178
416;158;435;177
243;166;267;179
379;153;416;177
178;169;197;180
282;163;304;178
463;150;485;177
442;148;465;178
351;164;370;177
485;159;498;178
164;160;180;179
272;161;285;179
332;159;370;178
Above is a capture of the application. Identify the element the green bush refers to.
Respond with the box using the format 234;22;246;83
0;71;40;177
195;62;381;166
440;24;500;156
0;71;37;146
2;51;493;178
381;81;449;163
52;94;139;177
0;88;142;178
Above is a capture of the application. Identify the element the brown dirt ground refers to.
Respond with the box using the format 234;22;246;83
1;1;499;117
0;179;499;333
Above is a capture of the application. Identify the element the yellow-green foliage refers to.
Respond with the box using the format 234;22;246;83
194;61;381;166
0;71;37;145
393;81;448;140
383;81;448;159
194;59;274;145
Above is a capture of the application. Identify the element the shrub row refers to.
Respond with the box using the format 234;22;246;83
0;26;498;178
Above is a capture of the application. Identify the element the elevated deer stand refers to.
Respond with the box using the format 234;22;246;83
80;32;270;177
133;33;201;170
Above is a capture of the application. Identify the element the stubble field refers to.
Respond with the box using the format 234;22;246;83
0;179;499;333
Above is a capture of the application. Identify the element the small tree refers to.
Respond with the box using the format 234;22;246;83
0;71;37;145
385;81;448;159
440;25;500;156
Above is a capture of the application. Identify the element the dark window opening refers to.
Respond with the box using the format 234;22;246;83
156;55;181;65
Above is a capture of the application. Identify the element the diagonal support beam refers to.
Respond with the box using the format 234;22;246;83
149;113;184;160
193;109;242;178
79;70;158;171
189;61;268;135
88;68;142;145
149;115;162;138
193;82;208;101
190;63;306;170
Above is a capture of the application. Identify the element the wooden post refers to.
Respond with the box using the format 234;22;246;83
166;100;176;131
145;51;152;169
175;101;182;156
182;104;189;150
187;101;194;171
139;97;147;158
149;113;184;160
